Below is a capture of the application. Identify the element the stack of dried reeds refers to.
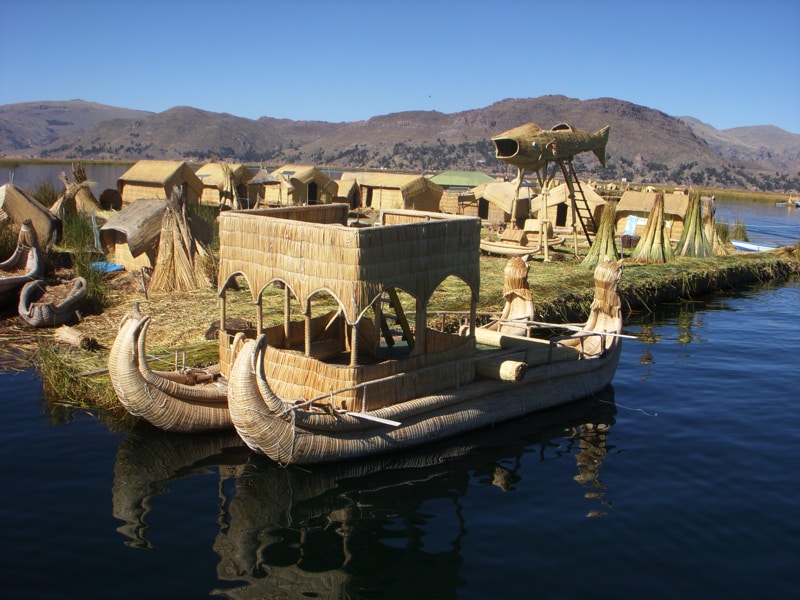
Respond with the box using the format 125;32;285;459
631;193;674;264
148;197;214;293
50;162;101;217
581;200;619;269
675;191;712;257
702;196;728;256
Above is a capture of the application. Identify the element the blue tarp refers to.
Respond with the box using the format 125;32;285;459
89;261;124;274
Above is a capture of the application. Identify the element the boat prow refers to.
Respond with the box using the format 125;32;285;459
0;219;43;305
108;306;231;432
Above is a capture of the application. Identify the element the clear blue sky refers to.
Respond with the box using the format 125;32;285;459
1;0;798;133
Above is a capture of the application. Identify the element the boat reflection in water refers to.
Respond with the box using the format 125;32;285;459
112;426;249;549
112;387;618;596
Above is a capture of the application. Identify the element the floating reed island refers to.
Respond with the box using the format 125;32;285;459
4;208;795;437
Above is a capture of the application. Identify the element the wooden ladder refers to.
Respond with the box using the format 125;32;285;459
558;158;597;246
380;288;415;350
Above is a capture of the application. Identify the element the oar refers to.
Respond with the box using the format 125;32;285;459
340;410;401;427
503;319;640;340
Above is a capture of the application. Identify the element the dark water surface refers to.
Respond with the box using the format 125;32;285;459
1;278;798;599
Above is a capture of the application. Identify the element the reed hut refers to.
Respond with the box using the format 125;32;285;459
355;173;443;212
616;190;690;243
332;177;360;209
195;162;253;209
100;197;213;271
430;171;497;215
465;181;535;223
536;181;606;229
245;168;279;208
117;160;203;207
100;199;170;270
254;165;339;206
0;183;62;245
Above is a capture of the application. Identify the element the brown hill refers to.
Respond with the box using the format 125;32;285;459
1;97;798;192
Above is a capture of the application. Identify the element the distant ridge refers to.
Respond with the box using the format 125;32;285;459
1;97;798;192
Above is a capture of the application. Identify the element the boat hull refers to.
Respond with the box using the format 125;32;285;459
730;239;780;252
228;336;621;465
18;277;87;328
108;308;231;432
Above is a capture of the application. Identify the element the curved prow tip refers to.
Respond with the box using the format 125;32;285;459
251;334;268;373
133;315;152;365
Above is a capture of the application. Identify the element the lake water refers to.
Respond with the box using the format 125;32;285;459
1;277;798;599
1;168;799;597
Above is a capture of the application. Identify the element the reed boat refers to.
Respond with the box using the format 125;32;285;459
0;219;43;306
106;204;353;432
18;276;87;327
222;204;624;465
108;306;231;432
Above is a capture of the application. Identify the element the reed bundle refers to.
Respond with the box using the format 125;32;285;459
581;200;619;269
631;193;674;264
148;205;213;293
675;191;712;257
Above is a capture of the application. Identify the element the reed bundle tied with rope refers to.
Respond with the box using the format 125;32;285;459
631;193;675;264
675;191;713;257
581;200;619;269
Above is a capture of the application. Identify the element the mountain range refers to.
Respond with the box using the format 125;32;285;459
1;97;798;193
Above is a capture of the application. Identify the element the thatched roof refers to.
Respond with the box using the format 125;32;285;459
117;160;203;196
617;190;690;218
217;206;480;325
100;198;169;257
543;182;606;208
247;168;280;185
355;172;434;192
334;178;358;198
428;170;496;189
270;164;339;197
469;181;535;215
0;183;62;245
195;162;253;188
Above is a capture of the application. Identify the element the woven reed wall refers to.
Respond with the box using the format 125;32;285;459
199;187;222;206
263;334;475;411
121;184;165;206
105;232;156;270
218;209;480;325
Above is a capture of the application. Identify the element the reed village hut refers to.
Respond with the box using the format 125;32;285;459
117;160;203;207
430;170;497;215
464;181;535;224
350;173;444;212
0;183;62;245
255;165;338;206
100;199;170;270
245;168;279;207
195;162;253;208
535;181;607;230
616;190;690;243
332;177;360;209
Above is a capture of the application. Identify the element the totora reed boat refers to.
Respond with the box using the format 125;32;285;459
18;276;87;327
218;204;624;465
108;204;624;455
0;219;43;306
108;305;231;432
